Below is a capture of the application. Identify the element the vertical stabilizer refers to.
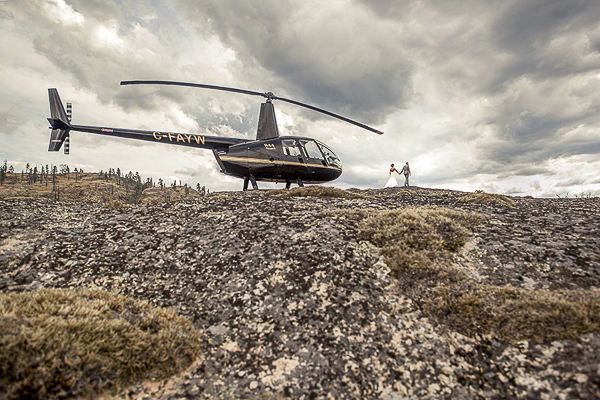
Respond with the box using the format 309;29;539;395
47;89;72;152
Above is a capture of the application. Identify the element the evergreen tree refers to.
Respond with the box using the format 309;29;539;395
0;160;7;186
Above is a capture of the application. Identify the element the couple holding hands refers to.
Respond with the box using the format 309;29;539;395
385;162;411;188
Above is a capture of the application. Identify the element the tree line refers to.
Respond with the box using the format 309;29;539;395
0;160;209;198
0;161;74;187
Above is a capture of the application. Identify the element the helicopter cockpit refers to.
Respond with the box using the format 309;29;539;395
281;138;341;169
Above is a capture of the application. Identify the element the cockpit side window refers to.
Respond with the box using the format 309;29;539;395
282;139;301;157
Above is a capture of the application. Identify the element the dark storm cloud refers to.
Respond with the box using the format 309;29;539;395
424;0;600;170
9;0;196;114
556;177;587;188
488;1;600;90
66;0;123;21
493;1;593;54
174;0;413;125
512;166;550;177
479;77;600;166
112;85;193;113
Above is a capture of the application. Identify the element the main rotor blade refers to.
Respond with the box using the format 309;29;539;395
273;96;383;134
120;80;384;134
120;80;267;98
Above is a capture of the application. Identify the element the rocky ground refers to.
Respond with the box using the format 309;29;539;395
1;187;599;399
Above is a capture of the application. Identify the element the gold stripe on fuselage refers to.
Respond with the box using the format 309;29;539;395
219;156;342;171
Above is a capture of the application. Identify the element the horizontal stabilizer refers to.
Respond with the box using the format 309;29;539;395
48;129;70;152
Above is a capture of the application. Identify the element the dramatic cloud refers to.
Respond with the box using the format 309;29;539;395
1;0;599;196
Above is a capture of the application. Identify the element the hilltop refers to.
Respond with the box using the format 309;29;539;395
1;183;599;399
0;171;207;204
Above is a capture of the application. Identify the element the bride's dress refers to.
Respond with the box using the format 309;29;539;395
384;173;398;188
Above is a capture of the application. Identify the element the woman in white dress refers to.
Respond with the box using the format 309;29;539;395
385;164;400;188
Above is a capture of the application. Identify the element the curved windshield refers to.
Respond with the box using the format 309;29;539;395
316;141;342;169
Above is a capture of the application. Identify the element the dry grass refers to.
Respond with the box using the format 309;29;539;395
0;172;127;203
355;206;600;344
0;288;201;400
139;186;204;204
0;172;203;204
458;191;515;207
102;199;127;210
266;185;370;199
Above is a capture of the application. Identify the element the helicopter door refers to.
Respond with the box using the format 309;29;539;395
244;145;257;188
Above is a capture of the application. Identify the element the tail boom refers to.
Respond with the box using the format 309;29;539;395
70;125;248;150
47;88;249;152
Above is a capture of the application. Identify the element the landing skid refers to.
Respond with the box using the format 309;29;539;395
284;177;304;190
244;176;304;191
243;175;259;191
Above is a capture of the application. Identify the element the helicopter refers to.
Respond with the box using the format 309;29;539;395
47;80;383;190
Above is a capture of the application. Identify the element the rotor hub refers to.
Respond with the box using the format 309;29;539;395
263;91;275;101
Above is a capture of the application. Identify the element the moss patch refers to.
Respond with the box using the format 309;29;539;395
355;206;600;344
0;288;201;400
359;207;487;288
429;284;600;344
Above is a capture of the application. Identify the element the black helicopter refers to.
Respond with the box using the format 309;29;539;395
47;81;383;190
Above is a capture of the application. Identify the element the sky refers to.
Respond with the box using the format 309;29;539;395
1;0;600;197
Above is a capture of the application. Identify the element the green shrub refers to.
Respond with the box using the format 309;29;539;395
0;288;201;399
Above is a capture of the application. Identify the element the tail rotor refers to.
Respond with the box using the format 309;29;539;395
64;102;71;154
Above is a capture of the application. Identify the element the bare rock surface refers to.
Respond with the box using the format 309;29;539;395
1;187;600;399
